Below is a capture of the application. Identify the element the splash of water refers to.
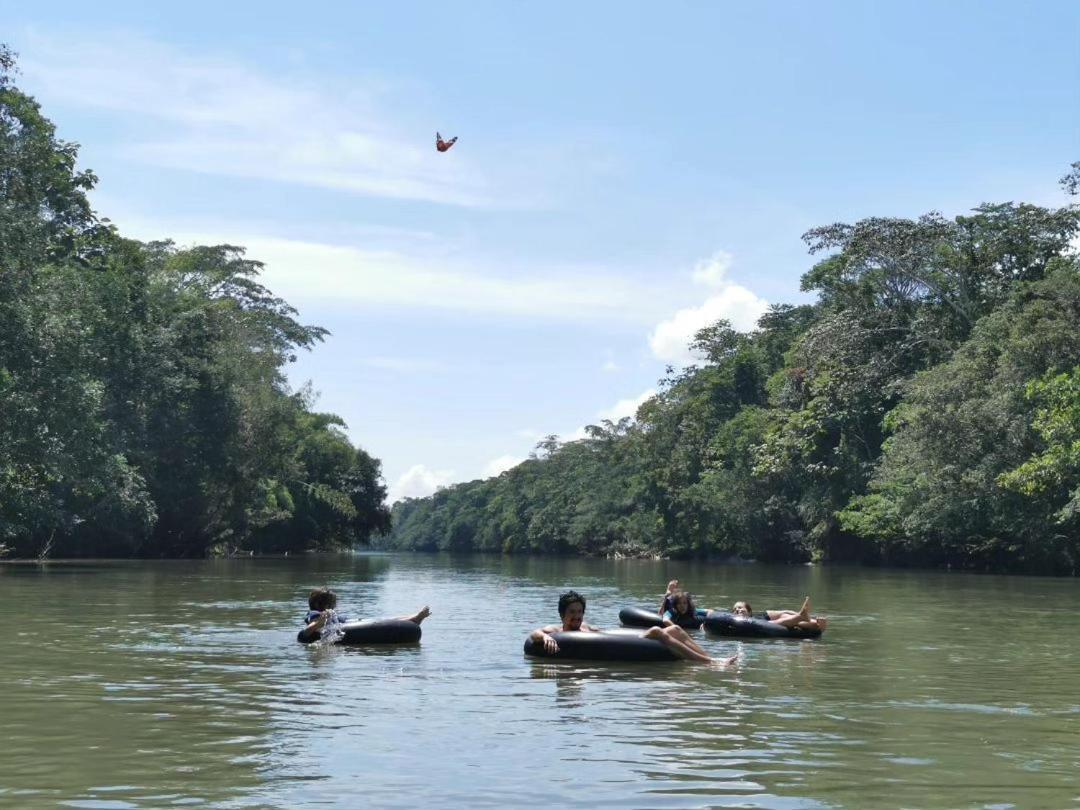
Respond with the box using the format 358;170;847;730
318;608;345;646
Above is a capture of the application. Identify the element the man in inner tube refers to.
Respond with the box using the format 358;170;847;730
530;590;600;653
531;590;738;667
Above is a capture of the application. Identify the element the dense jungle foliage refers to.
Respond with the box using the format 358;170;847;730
0;48;390;557
386;164;1080;574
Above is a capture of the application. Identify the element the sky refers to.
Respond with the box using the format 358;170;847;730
3;1;1078;501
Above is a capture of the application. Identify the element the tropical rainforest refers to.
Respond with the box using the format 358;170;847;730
386;170;1080;574
0;47;390;558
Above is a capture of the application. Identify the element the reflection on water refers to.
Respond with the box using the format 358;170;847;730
1;554;1079;809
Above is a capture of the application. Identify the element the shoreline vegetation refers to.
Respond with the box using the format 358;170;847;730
382;171;1080;575
3;45;1080;574
0;47;390;560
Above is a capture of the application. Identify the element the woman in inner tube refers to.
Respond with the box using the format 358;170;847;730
732;598;827;633
660;589;708;627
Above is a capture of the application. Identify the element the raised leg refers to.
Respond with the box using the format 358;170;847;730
767;597;813;628
398;606;431;625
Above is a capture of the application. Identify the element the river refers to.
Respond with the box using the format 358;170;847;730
1;554;1077;808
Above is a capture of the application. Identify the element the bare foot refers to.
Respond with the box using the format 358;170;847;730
797;596;811;621
816;617;827;631
711;652;741;669
412;606;431;624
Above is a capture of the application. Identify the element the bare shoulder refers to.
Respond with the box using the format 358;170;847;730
581;623;601;632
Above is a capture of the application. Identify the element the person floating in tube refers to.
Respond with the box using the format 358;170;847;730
660;580;826;634
660;589;709;627
530;590;601;652
298;587;431;644
731;598;827;633
658;578;682;616
531;590;738;667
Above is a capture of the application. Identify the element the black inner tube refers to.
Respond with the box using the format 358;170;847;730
703;610;821;639
298;618;422;645
619;606;703;629
523;630;677;662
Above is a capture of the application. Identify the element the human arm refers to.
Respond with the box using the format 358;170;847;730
298;611;330;643
530;625;561;653
658;579;680;614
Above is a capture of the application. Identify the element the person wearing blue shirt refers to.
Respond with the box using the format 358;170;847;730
661;590;708;626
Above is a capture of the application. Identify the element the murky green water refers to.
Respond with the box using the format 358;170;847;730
1;555;1078;809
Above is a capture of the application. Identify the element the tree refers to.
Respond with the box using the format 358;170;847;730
998;366;1080;528
0;48;391;557
840;262;1080;571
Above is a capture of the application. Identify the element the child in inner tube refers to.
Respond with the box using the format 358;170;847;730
661;589;708;627
532;590;738;667
732;598;827;633
298;587;431;643
658;578;681;615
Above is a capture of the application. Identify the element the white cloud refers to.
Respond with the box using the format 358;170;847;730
20;33;628;213
482;454;525;478
602;359;620;372
107;222;679;323
598;388;656;422
359;356;446;373
20;34;493;207
568;387;657;440
649;253;769;364
391;464;456;503
691;251;735;287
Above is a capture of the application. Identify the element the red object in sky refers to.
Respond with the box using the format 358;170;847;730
436;132;458;152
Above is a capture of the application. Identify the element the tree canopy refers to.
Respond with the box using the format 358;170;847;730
384;171;1080;575
0;48;390;558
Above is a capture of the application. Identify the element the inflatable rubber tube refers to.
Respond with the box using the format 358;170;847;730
619;606;704;630
298;618;422;645
702;610;821;639
523;630;677;662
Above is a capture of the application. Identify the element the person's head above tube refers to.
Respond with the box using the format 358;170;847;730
309;588;338;613
668;590;696;617
732;600;752;617
557;590;587;631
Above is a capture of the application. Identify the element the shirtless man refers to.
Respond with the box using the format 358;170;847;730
531;590;739;667
529;590;601;653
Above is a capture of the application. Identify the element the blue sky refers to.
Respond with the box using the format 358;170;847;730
3;1;1077;500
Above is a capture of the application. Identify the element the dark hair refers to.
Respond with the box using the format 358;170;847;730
309;588;338;611
670;590;695;616
558;590;586;617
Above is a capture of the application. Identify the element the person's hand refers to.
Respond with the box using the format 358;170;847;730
543;633;559;654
